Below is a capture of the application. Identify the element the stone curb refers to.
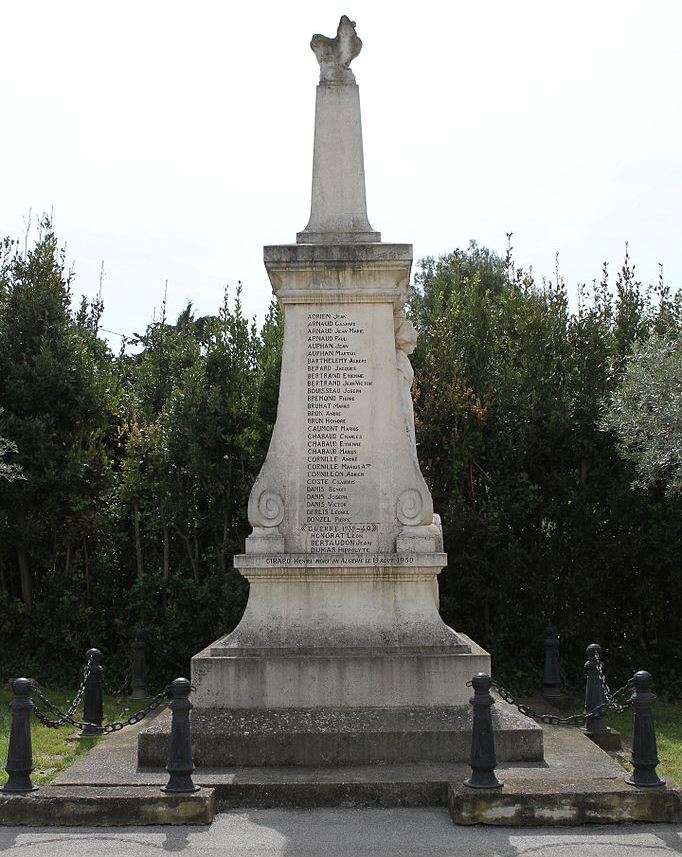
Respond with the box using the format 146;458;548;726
0;785;215;827
448;779;682;826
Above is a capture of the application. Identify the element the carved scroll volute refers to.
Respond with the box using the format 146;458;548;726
396;488;432;526
248;489;285;528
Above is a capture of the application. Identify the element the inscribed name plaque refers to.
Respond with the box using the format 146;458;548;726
305;308;377;551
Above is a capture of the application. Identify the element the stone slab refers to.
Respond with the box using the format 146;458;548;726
449;779;682;826
49;709;681;824
263;243;412;264
137;700;543;767
191;636;490;709
0;786;215;827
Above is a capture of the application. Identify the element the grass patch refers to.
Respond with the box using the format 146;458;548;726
0;685;134;787
606;702;682;786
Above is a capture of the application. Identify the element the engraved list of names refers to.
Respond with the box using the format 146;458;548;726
304;308;378;552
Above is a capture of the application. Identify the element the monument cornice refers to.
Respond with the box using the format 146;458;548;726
264;243;412;264
264;244;413;304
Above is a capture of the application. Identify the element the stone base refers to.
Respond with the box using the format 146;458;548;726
137;700;543;767
448;778;682;826
0;785;215;827
191;647;489;710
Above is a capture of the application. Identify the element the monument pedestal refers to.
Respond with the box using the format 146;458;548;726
191;556;484;710
140;558;543;766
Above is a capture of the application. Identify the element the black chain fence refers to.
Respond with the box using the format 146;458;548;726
491;676;634;726
30;682;169;733
469;651;635;726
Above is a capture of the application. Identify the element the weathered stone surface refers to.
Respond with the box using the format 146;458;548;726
449;780;682;826
191;633;487;710
0;786;214;827
241;279;436;558
310;15;362;85
138;699;542;767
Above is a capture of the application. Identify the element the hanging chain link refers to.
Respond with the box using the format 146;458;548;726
595;651;613;701
592;652;634;713
31;683;169;732
93;688;169;733
487;675;635;726
27;653;95;728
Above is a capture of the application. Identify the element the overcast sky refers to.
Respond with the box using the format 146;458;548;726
2;1;680;345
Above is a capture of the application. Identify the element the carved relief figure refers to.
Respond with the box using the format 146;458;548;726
311;15;362;83
394;310;419;461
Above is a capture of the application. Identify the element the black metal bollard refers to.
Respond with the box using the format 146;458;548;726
464;672;503;789
583;643;607;733
161;678;200;793
626;670;665;788
2;678;38;793
542;624;562;698
130;629;151;701
79;648;104;738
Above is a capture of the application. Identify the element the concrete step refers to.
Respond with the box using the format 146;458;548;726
137;702;543;766
0;786;214;827
4;708;673;827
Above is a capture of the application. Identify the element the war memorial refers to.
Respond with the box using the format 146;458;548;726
137;13;540;769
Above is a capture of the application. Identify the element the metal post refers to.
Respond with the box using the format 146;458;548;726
79;648;104;738
161;678;200;793
130;629;151;700
626;670;665;788
2;678;38;793
542;624;562;698
464;672;503;789
583;643;607;733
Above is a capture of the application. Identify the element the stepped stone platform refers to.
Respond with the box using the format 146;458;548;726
1;707;678;827
137;701;543;767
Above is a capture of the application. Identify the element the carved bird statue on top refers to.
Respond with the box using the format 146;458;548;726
311;15;362;83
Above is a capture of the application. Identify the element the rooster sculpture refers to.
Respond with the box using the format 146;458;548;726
311;15;362;83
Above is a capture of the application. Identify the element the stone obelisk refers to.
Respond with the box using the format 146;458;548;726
162;16;542;766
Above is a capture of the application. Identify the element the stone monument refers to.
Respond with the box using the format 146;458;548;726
139;15;542;767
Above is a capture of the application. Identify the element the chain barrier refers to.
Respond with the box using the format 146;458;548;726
30;682;169;732
472;675;635;726
595;651;614;702
25;653;95;729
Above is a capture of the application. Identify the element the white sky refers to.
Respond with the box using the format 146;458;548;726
2;1;681;344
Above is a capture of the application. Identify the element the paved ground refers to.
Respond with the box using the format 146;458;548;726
1;808;681;856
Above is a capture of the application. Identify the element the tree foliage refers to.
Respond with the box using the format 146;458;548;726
0;222;679;696
409;241;681;692
601;332;682;496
